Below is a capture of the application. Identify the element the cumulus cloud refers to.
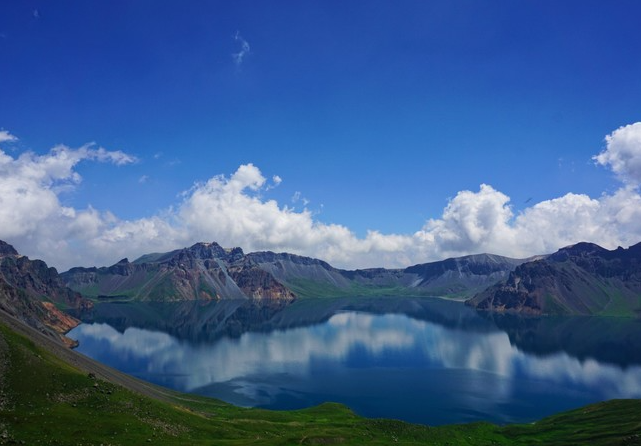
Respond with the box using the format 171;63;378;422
3;123;641;271
415;185;641;261
0;142;142;268
594;122;641;186
421;184;515;253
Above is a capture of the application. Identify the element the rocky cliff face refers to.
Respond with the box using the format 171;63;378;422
0;240;92;346
62;242;296;302
467;242;641;316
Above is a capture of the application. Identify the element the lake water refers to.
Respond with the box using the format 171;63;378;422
67;297;641;426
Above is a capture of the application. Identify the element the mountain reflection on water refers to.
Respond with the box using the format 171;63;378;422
68;297;641;426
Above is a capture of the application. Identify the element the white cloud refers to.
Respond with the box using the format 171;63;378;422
87;145;137;165
292;191;310;207
264;174;282;191
3;123;641;271
0;130;18;144
0;142;141;268
232;31;251;66
420;184;516;254
594;122;641;186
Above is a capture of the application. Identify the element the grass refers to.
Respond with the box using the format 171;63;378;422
1;321;640;445
284;278;432;299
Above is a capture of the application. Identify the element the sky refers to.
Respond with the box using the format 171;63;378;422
2;1;641;271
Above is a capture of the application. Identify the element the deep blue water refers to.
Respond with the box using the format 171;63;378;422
67;298;641;426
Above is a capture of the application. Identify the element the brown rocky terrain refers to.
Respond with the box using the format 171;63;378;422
62;242;296;301
0;240;92;345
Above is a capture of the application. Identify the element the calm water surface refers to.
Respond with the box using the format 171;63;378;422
68;298;641;426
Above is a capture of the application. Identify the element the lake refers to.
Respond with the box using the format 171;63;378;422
67;297;641;426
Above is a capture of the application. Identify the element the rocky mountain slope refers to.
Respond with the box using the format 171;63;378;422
467;242;641;316
62;242;296;302
0;240;92;346
61;242;528;301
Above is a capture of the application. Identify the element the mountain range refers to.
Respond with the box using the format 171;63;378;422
60;241;528;301
2;237;641;343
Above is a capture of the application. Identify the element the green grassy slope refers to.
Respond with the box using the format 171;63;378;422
1;317;640;445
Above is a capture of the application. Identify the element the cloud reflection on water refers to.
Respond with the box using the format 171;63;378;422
71;311;641;407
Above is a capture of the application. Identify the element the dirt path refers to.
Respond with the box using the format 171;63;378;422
0;308;189;406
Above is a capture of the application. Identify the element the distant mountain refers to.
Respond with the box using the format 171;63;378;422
253;251;528;298
402;253;529;297
0;240;92;346
467;242;641;316
61;242;528;301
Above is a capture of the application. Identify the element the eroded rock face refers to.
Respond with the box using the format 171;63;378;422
467;242;641;316
62;242;297;302
0;241;92;346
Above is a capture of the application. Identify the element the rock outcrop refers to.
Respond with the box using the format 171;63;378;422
467;242;641;316
0;241;93;346
62;242;296;302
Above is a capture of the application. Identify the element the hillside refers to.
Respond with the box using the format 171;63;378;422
61;242;527;301
467;242;641;316
2;308;641;445
0;241;92;346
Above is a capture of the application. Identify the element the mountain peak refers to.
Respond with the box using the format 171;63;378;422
549;242;608;261
0;240;19;256
185;241;244;261
186;241;225;258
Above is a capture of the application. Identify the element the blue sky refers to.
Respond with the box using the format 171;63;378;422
2;1;641;270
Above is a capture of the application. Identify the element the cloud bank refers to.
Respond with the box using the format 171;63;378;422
1;124;641;271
